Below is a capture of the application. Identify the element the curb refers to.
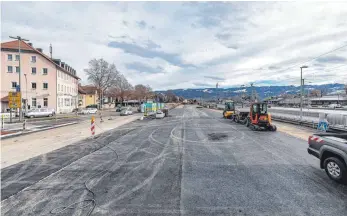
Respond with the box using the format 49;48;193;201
0;122;78;140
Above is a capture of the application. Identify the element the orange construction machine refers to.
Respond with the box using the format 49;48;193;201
234;102;276;131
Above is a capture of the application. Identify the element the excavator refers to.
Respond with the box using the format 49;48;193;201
243;102;277;131
223;100;235;119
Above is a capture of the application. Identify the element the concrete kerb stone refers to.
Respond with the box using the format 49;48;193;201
0;122;78;140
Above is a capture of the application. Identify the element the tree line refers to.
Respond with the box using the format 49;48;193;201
84;58;182;104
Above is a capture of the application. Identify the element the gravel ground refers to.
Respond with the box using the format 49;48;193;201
1;105;347;216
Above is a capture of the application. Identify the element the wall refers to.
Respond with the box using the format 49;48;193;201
56;69;78;113
85;93;97;106
1;50;57;112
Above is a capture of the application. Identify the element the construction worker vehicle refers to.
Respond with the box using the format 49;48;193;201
234;102;277;131
223;100;235;119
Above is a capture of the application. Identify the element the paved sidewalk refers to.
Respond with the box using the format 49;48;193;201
1;114;141;168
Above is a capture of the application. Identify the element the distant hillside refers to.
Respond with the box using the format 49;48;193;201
156;83;346;100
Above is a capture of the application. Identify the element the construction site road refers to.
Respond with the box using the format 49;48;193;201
1;105;347;216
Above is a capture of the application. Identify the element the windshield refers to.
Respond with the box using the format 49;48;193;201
2;2;347;216
260;104;267;114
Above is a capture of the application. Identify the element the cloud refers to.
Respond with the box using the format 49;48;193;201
2;1;347;90
108;41;195;68
315;55;347;63
125;62;164;74
192;82;215;87
136;20;147;29
204;76;225;81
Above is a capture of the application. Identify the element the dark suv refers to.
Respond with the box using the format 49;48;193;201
308;133;347;184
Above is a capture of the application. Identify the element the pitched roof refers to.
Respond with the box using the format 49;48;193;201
1;40;33;50
1;40;80;80
79;85;99;95
78;85;87;94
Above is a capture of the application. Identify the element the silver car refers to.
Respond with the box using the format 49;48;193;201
25;108;55;118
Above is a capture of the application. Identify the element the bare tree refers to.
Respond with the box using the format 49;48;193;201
84;59;120;107
84;58;120;92
108;74;133;104
134;84;153;102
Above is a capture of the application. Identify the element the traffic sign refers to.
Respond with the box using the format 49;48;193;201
16;85;20;92
8;92;21;108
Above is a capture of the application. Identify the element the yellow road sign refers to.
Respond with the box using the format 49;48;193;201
8;92;21;108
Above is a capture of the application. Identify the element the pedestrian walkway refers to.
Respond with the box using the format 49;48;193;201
1;114;141;168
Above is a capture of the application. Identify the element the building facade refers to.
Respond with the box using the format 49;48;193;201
78;85;98;107
54;60;79;113
1;40;79;113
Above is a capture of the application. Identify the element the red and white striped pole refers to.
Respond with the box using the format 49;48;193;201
91;116;95;136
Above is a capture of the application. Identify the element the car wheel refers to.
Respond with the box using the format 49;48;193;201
324;157;347;184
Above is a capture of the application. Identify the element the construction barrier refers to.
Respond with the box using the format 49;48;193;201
91;116;95;136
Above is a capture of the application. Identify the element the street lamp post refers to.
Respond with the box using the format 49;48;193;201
24;74;28;114
300;65;308;122
9;36;29;122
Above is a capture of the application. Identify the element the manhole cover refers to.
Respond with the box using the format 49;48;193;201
208;133;228;141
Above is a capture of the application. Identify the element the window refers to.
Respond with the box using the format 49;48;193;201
8;54;12;61
32;67;36;74
58;84;60;91
43;98;48;107
64;86;66;93
65;98;70;106
16;67;20;73
43;82;48;89
15;55;20;61
43;68;48;75
90;95;93;98
31;56;36;63
32;98;37;107
8;66;13;73
11;82;17;88
32;82;36;89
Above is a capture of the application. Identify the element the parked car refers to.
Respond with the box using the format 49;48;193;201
116;107;122;112
155;110;165;119
86;104;98;109
328;104;342;109
308;133;347;184
87;108;98;114
25;108;55;118
120;107;133;116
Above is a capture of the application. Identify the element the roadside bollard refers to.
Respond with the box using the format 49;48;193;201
23;119;26;130
91;116;95;136
1;115;4;130
99;111;104;123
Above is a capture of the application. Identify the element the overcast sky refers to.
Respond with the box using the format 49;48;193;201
2;1;347;90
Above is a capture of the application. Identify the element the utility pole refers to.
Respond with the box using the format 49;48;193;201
10;36;29;122
24;74;28;115
300;65;308;122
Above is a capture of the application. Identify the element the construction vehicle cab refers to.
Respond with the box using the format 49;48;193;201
245;102;276;131
223;100;235;119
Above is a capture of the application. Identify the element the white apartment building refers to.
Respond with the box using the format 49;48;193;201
54;59;79;113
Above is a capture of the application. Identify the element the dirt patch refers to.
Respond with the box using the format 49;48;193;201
208;133;228;141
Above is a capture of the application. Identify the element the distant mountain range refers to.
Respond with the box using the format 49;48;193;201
156;83;346;100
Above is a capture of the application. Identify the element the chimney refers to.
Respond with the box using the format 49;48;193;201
28;43;33;46
61;62;65;68
49;43;52;59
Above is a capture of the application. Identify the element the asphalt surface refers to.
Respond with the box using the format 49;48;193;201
1;105;347;216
